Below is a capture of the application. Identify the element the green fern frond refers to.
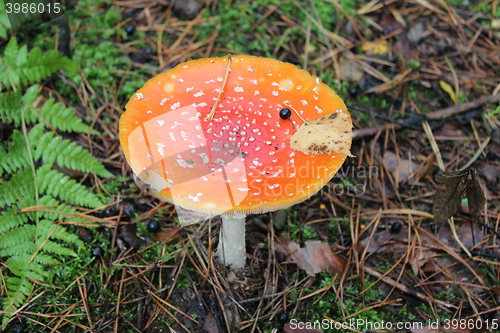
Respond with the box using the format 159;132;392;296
0;224;36;251
36;98;93;133
0;85;41;127
0;166;35;208
30;124;112;178
2;276;32;315
37;195;89;224
0;86;93;133
0;89;23;125
0;205;30;235
35;238;78;257
5;255;48;281
1;37;112;327
36;165;104;208
0;6;11;39
36;219;82;247
0;195;84;236
0;130;30;177
0;39;78;91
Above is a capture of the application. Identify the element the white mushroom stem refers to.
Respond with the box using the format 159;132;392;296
216;214;246;269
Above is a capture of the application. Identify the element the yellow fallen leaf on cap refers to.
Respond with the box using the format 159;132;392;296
439;80;457;104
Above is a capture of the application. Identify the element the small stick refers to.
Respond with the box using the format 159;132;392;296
364;266;457;311
282;101;308;123
206;55;232;122
353;93;500;139
427;93;500;119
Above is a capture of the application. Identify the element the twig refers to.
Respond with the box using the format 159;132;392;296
427;93;500;119
364;266;457;311
353;93;500;139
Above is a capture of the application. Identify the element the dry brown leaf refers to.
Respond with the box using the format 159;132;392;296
383;151;419;183
276;240;346;276
436;220;483;249
154;228;181;241
433;170;486;224
290;112;353;156
338;54;364;82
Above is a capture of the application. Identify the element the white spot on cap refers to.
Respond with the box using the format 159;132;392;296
234;86;244;92
169;132;176;141
135;93;144;100
194;91;204;97
198;153;209;164
187;195;200;202
157;143;166;157
171;102;181;110
250;79;258;84
170;121;183;129
315;106;324;113
177;159;194;168
160;97;169;105
254;90;260;95
252;159;262;166
270;169;282;178
186;87;194;92
272;91;279;96
267;184;279;189
301;99;308;106
157;120;165;126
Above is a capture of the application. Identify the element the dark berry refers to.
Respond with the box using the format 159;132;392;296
276;252;287;263
147;220;160;233
348;87;359;97
125;24;135;36
390;222;402;233
279;108;292;120
277;312;288;323
92;247;104;257
104;205;117;217
435;169;445;176
10;322;26;333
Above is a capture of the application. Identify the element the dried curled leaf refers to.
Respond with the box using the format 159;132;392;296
432;169;486;224
276;240;346;276
290;112;353;156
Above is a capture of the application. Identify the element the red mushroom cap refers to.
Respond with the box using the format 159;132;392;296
120;55;353;216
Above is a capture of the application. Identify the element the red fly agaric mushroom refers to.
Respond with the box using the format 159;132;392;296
119;55;353;269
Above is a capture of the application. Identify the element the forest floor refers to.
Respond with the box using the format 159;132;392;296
2;0;500;332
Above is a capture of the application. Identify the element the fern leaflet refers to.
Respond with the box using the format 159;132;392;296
30;124;112;178
0;38;78;91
